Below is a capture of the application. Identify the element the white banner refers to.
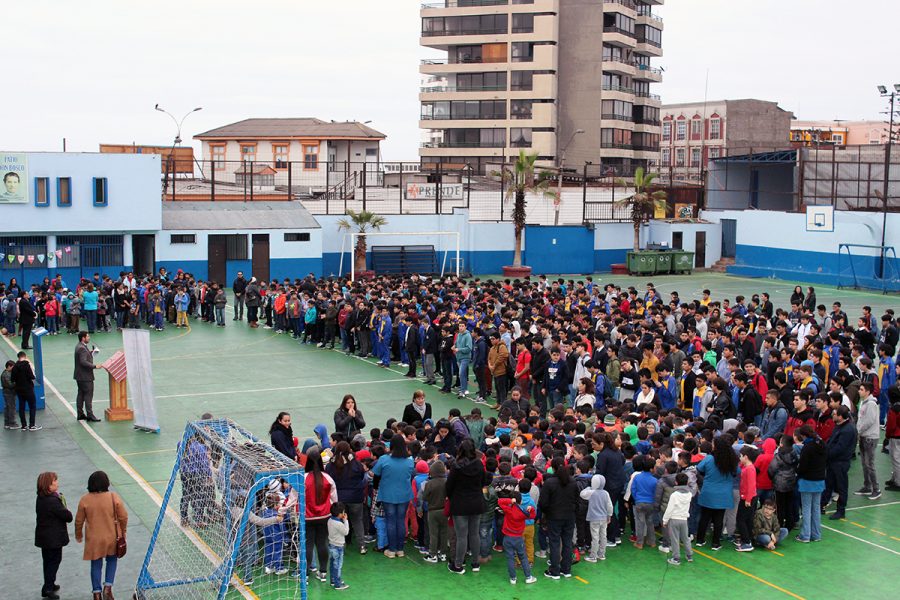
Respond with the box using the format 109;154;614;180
405;182;464;200
123;329;160;432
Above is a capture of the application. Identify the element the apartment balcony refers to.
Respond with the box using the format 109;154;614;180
602;26;638;47
601;115;636;130
421;0;559;13
421;140;506;149
601;83;636;101
601;57;636;76
636;12;664;29
421;0;510;10
602;0;637;15
633;121;661;133
635;39;663;57
633;91;662;106
421;57;508;75
633;64;662;82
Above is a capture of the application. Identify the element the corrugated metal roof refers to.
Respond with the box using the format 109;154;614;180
194;118;386;139
162;201;321;231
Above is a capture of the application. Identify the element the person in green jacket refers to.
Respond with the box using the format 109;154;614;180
454;321;473;398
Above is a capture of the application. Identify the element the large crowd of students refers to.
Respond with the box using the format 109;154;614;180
9;267;900;592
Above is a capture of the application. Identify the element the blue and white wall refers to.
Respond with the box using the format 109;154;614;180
702;208;900;287
156;228;323;283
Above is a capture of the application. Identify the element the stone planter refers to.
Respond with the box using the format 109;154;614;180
502;265;532;278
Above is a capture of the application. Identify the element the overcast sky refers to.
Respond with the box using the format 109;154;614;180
7;0;898;159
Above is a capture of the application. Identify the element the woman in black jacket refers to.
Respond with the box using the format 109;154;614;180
539;456;579;579
18;291;36;349
35;471;73;600
794;425;826;542
269;412;297;461
325;441;369;553
333;394;366;439
445;439;490;574
593;432;627;544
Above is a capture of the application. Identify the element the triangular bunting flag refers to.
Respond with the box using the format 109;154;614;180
55;250;63;258
7;254;14;263
37;254;45;263
27;255;35;264
17;255;25;264
64;246;71;254
0;253;4;262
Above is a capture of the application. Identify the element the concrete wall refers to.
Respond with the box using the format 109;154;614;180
647;221;722;268
723;99;792;150
702;208;900;287
557;0;601;165
4;152;161;234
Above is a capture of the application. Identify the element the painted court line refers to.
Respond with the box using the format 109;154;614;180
693;550;805;600
844;500;900;511
574;576;589;584
155;377;408;399
1;335;256;600
820;525;900;556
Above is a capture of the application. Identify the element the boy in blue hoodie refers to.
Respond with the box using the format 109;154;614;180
630;455;659;549
580;474;613;562
518;479;538;565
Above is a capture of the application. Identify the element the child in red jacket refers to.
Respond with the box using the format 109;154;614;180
498;492;537;585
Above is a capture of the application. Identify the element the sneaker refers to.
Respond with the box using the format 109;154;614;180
334;583;350;590
359;546;367;555
737;544;754;552
4;425;16;429
584;556;597;563
438;553;447;562
686;555;693;562
853;487;873;496
794;536;810;543
417;545;430;555
534;550;547;558
828;512;845;520
667;557;681;565
606;541;617;548
710;544;722;551
658;545;671;553
525;575;537;584
264;567;275;575
396;550;405;557
275;568;288;575
493;544;503;553
629;534;637;543
424;554;438;563
694;540;706;547
317;571;327;582
243;576;253;585
29;425;42;431
471;564;480;572
561;572;572;578
543;570;560;580
20;425;28;431
509;578;517;585
448;563;465;575
383;550;396;559
869;490;882;500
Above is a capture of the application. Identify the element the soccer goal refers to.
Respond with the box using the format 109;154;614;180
837;243;900;294
338;231;461;281
134;419;306;600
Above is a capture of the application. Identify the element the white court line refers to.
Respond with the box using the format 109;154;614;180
844;500;900;511
820;525;900;556
1;335;256;599
155;377;408;400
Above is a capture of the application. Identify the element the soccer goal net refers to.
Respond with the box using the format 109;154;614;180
338;231;461;280
837;244;900;294
135;419;307;600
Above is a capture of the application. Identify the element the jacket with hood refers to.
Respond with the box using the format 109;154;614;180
760;401;789;440
784;408;815;439
539;473;579;521
325;457;367;504
497;497;535;537
446;457;491;515
662;485;692;522
857;395;880;440
580;474;614;522
594;447;626;493
653;472;678;513
313;424;332;451
767;446;799;493
270;423;296;461
754;438;777;491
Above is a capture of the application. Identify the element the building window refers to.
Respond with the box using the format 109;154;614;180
510;71;532;91
691;147;701;166
691;119;702;137
34;177;50;207
662;121;671;141
709;118;721;140
225;234;248;260
240;144;257;162
273;143;289;169
675;120;686;141
303;144;319;170
661;148;670;166
170;234;196;244
832;133;845;145
284;232;310;242
57;177;72;206
210;144;226;170
511;100;533;119
510;128;532;147
709;147;721;159
511;13;534;33
675;148;685;167
511;42;534;63
93;177;108;206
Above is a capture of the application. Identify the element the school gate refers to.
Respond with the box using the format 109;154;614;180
523;225;594;275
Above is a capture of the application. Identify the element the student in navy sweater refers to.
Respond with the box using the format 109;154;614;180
630;455;658;549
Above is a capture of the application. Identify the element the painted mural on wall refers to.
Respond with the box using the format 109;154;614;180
0;153;28;203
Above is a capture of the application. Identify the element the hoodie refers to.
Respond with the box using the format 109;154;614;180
662;485;692;522
754;438;777;492
498;497;535;537
580;474;614;522
857;394;880;440
314;424;331;450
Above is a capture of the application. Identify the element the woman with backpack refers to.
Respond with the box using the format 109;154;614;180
767;434;799;531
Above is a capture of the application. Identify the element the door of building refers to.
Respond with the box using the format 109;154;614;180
132;235;155;276
672;231;683;250
252;234;270;283
695;231;706;268
208;235;227;284
721;219;737;258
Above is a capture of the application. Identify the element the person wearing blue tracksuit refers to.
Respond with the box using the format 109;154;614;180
378;307;392;367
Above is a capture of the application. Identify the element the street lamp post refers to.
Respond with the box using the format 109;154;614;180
876;85;899;278
556;128;584;225
155;105;202;198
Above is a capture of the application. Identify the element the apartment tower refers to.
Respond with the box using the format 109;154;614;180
419;0;663;174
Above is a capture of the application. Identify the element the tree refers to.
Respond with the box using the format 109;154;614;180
616;167;667;251
500;150;555;267
336;209;388;275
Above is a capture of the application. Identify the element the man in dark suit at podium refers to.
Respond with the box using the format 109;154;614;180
74;331;101;422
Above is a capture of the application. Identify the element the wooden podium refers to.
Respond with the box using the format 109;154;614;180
102;351;134;422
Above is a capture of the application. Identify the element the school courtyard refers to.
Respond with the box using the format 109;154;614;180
2;272;898;600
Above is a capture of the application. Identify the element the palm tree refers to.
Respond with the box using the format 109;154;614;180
336;209;388;275
500;150;555;268
616;166;667;251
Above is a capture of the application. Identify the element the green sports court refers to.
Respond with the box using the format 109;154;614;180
3;272;898;600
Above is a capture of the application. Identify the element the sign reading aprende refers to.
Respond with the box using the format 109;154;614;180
405;182;464;200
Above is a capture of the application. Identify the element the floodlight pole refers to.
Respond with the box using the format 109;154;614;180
877;86;897;278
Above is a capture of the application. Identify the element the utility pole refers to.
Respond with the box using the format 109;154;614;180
556;129;584;225
877;85;899;278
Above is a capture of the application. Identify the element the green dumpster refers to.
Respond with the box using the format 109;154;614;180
671;251;695;274
627;251;657;275
655;252;673;274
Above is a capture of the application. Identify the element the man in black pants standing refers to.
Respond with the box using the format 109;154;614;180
74;331;102;422
232;271;247;321
11;351;40;430
823;405;857;520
